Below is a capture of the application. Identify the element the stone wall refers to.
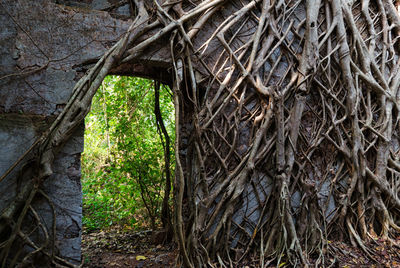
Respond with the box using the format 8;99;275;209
0;0;132;264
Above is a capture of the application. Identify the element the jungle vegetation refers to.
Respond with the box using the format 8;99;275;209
82;76;175;231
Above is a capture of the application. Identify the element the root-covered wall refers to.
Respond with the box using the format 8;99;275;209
0;0;132;264
1;0;400;267
0;115;83;264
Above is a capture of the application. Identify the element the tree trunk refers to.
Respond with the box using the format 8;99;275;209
154;81;173;239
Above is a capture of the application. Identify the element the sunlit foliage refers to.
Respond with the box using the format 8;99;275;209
82;76;175;231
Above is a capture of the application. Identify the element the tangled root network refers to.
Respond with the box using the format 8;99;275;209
1;0;400;267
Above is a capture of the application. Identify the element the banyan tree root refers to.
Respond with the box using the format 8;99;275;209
1;0;400;267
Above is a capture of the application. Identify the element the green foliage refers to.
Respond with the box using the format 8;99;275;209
82;76;175;231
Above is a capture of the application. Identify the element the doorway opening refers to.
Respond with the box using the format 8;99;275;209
82;75;175;231
80;75;176;265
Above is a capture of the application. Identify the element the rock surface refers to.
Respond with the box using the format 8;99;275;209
0;0;132;264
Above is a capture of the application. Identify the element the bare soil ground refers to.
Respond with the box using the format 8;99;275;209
81;228;177;267
82;228;400;267
325;239;400;267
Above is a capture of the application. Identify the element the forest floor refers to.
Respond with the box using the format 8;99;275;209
81;227;177;267
82;227;400;267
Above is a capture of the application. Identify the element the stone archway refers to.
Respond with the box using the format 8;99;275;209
1;0;400;267
0;1;172;265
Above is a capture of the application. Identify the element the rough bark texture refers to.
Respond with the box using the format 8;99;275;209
1;0;400;267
